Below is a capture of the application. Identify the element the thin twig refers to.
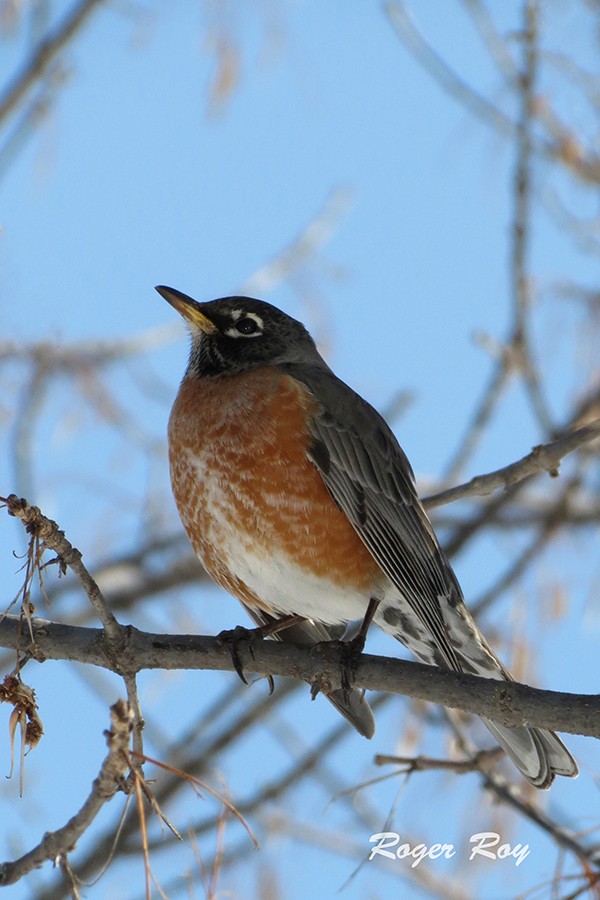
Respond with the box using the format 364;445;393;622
384;2;515;139
481;771;600;870
441;358;512;485
469;476;578;616
424;417;600;509
399;716;600;871
462;0;519;86
0;0;105;125
385;0;600;187
1;495;121;641
510;0;554;434
374;747;504;775
0;323;181;367
123;673;145;762
36;681;302;899
240;186;354;296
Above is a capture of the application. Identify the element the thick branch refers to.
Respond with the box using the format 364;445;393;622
0;616;596;739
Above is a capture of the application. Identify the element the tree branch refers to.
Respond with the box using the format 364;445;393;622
0;0;105;126
424;417;600;509
0;615;596;739
0;699;133;887
1;494;120;640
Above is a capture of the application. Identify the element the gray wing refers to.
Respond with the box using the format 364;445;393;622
280;365;579;787
282;363;464;672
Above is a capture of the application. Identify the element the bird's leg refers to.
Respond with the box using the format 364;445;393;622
337;597;380;697
217;614;306;685
311;598;380;702
352;596;380;653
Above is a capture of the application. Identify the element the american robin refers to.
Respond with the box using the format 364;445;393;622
158;284;577;789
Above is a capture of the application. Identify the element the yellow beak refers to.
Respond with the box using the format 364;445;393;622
155;285;217;334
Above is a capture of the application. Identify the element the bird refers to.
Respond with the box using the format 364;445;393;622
158;284;578;789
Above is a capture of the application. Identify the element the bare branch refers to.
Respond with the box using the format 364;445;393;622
0;699;133;887
38;681;304;897
0;0;105;126
510;0;554;434
481;770;600;870
0;614;596;739
386;0;600;187
378;721;600;869
1;495;121;641
441;356;512;486
374;747;504;775
240;186;354;296
0;323;180;367
424;417;600;509
384;2;515;138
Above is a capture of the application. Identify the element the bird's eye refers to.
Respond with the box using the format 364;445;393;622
236;317;260;335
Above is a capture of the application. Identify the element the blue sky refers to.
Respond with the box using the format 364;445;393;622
1;2;599;898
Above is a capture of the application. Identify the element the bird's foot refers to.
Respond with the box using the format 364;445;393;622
217;615;305;690
310;633;366;703
339;632;367;698
216;624;262;686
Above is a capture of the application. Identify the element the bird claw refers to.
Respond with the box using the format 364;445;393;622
217;614;305;687
216;624;259;685
216;625;277;694
310;635;365;702
339;634;366;699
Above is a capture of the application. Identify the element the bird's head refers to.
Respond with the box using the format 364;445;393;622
157;286;325;377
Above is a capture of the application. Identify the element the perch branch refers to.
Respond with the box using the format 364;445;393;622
0;615;596;739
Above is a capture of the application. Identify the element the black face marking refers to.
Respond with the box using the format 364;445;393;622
224;310;264;338
174;295;323;377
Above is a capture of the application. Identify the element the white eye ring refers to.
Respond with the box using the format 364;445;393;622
225;311;264;338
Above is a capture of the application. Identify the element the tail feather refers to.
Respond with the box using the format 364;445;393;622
241;601;576;779
376;597;578;788
324;685;375;739
274;616;375;738
483;719;578;789
241;604;375;739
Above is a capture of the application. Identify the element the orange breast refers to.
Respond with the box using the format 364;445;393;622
168;366;381;610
